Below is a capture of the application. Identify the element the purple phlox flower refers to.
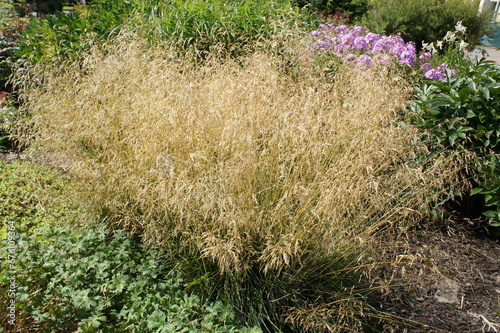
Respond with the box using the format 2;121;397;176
423;63;456;80
351;25;366;35
353;36;368;50
393;34;405;45
356;54;372;67
420;63;432;71
365;32;381;44
344;53;357;63
334;25;348;34
424;68;444;80
334;44;351;55
397;48;416;65
375;54;393;66
309;24;422;70
339;32;358;47
310;30;324;37
372;37;393;53
313;40;331;51
419;52;432;62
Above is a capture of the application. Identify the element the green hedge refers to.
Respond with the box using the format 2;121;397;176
362;0;491;49
292;0;369;21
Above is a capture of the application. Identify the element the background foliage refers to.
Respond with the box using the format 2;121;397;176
362;0;491;50
16;0;307;65
2;0;500;332
292;0;369;21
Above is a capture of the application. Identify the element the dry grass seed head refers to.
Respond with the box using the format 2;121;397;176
18;37;466;280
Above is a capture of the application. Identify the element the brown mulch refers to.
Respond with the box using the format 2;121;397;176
377;223;500;333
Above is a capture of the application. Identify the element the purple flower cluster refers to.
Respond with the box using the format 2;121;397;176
421;62;456;80
310;24;416;66
310;24;453;80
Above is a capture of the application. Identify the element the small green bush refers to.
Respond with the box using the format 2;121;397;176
0;225;259;332
292;0;369;21
408;58;500;227
362;0;491;50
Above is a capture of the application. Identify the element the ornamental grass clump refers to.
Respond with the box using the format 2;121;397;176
14;36;468;331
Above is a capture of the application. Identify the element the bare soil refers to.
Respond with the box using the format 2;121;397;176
377;222;500;333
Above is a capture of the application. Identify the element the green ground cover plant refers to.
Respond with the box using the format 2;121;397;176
0;160;82;238
0;161;258;332
1;225;258;332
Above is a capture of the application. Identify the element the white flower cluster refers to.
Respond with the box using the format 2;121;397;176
422;21;468;55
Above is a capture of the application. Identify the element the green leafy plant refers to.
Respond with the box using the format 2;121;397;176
16;6;103;65
407;57;500;227
17;0;305;65
0;225;259;332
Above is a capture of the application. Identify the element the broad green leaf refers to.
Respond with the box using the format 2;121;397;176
466;109;476;118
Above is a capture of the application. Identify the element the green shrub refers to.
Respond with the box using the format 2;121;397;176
292;0;369;21
16;4;116;65
32;0;63;14
0;1;17;27
0;225;259;332
407;58;500;227
362;0;491;50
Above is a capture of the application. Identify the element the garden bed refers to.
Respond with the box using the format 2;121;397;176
2;152;500;333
